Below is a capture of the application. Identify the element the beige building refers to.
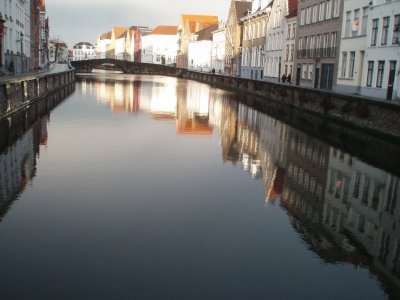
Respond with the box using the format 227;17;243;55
225;0;252;76
294;0;344;90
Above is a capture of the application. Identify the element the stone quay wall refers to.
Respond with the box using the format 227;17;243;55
72;60;400;142
0;69;75;119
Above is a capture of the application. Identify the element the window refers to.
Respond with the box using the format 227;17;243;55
308;63;313;80
345;11;351;37
326;0;332;20
323;33;329;56
353;9;360;36
292;24;296;39
306;6;311;24
367;61;374;87
353;172;361;198
371;19;379;46
300;9;305;26
349;52;355;78
319;2;325;22
377;61;385;88
330;32;337;56
285;45;289;61
287;24;291;39
341;52;347;77
362;7;369;36
312;5;318;23
381;17;390;45
333;0;340;18
302;64;307;79
393;14;400;44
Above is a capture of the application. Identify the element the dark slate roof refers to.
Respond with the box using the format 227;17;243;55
234;1;253;22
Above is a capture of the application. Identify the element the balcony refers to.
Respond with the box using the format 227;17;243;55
297;47;337;59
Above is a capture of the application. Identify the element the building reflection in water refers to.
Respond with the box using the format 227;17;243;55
0;116;48;220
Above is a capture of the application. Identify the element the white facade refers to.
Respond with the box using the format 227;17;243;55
335;0;371;95
211;24;226;74
141;28;178;65
96;33;111;59
241;0;272;80
264;0;286;82
72;42;96;61
188;39;212;72
283;15;296;80
0;0;31;74
360;0;400;100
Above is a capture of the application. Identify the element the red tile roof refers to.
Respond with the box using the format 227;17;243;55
181;15;218;33
151;26;178;35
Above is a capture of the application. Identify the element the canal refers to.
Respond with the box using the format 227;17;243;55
0;74;399;299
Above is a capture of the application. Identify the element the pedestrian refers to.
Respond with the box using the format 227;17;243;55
212;68;215;74
287;73;292;84
281;74;287;83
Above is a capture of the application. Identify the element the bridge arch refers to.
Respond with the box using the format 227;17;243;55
71;59;130;73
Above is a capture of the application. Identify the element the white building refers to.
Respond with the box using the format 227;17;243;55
141;26;178;65
0;0;31;74
335;0;372;95
241;0;272;80
282;0;298;80
360;0;400;100
188;24;218;72
72;42;96;61
211;21;226;74
264;0;295;82
96;32;111;59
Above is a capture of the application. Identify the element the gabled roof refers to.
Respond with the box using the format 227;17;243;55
100;31;112;40
151;26;178;35
234;1;253;22
194;23;219;41
287;0;298;18
112;27;129;39
180;15;218;33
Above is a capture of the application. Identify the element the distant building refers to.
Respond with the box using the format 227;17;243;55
176;14;218;69
211;21;226;74
96;32;111;59
141;26;178;65
48;41;68;63
72;42;96;61
110;27;131;60
241;0;272;80
359;0;400;100
294;0;344;90
224;0;252;76
188;24;219;72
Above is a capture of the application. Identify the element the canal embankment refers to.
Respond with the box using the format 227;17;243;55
0;65;75;120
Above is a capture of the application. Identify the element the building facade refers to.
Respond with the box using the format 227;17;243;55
294;0;344;90
359;0;400;100
241;0;272;80
176;14;218;69
96;32;111;59
0;0;32;75
335;0;370;95
141;26;178;65
188;24;218;72
225;0;252;76
72;42;96;61
211;21;226;74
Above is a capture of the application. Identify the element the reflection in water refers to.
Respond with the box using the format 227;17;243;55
0;84;74;220
1;76;399;298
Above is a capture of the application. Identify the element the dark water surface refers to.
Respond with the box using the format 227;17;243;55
0;74;399;300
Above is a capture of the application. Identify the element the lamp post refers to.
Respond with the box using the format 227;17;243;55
0;13;6;70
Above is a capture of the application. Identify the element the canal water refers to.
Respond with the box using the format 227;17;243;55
0;74;399;300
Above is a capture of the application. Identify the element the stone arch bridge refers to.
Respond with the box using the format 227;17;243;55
71;59;182;77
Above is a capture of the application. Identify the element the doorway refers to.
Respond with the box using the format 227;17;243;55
320;64;334;90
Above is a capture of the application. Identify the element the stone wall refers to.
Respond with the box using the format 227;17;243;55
0;70;75;119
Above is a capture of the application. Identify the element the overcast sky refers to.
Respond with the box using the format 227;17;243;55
46;0;230;47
